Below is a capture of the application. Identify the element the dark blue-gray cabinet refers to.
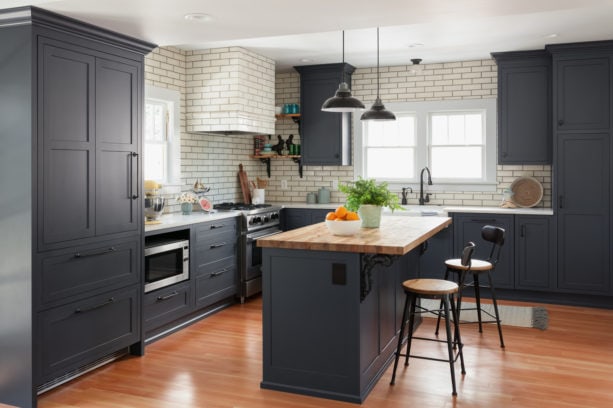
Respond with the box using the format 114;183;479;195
452;213;515;289
294;64;354;166
418;225;453;278
0;7;155;408
515;215;556;290
281;208;330;230
492;50;551;164
548;41;613;296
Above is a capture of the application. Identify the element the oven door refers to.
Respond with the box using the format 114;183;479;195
244;227;283;281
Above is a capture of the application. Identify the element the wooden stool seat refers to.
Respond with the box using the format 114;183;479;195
403;278;459;296
445;258;492;271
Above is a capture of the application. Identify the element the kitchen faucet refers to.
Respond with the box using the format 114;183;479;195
419;167;432;205
401;187;413;205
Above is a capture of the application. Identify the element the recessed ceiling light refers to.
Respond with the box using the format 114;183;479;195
408;42;424;48
300;58;312;63
184;13;214;22
544;33;558;39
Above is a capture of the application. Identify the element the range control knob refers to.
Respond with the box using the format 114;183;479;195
253;216;261;224
262;216;269;223
271;213;279;220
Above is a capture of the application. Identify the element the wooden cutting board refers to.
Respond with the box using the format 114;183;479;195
238;163;251;204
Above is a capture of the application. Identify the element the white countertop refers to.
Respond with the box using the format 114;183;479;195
145;211;240;233
272;202;554;216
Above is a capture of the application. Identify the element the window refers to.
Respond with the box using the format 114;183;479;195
354;98;496;191
144;86;181;184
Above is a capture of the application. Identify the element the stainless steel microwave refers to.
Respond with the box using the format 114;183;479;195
144;239;189;293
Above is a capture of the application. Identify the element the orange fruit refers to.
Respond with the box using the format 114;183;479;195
334;206;348;219
325;212;337;221
345;211;360;221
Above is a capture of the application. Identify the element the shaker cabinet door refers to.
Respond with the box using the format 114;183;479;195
95;58;141;235
38;40;96;247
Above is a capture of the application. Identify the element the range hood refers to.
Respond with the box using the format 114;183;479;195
186;47;275;135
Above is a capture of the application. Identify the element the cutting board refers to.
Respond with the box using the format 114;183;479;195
238;163;251;204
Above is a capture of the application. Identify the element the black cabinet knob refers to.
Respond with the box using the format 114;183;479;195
558;119;564;126
334;153;340;159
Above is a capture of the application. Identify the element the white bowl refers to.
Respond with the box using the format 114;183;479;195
325;219;362;236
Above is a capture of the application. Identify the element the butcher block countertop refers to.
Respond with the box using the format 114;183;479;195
258;216;451;255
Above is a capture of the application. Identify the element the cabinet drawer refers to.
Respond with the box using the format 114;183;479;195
36;237;140;309
195;258;237;308
194;233;237;267
37;286;140;383
194;217;238;240
143;282;192;332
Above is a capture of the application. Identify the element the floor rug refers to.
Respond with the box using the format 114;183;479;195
419;299;549;330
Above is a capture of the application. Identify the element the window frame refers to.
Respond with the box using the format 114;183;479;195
144;85;181;186
353;98;497;192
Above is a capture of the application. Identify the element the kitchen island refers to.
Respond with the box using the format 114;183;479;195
257;216;452;403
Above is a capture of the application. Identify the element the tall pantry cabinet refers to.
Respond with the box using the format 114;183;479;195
548;42;613;295
0;7;155;407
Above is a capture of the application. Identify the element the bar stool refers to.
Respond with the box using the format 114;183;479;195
436;225;505;348
390;243;474;396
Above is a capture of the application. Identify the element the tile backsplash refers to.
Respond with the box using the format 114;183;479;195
145;48;552;213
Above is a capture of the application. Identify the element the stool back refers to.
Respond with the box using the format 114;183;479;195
461;241;476;267
482;225;505;266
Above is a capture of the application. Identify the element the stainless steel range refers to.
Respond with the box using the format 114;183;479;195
213;203;282;302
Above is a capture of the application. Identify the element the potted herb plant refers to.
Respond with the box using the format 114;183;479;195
338;178;402;227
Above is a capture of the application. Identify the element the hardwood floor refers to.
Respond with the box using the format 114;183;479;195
38;297;613;408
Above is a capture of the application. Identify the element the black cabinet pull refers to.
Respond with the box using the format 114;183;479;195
210;224;225;229
471;219;497;223
130;152;139;200
210;242;226;249
211;268;229;277
74;247;116;258
559;195;565;209
521;225;526;238
157;291;180;301
75;297;115;314
502;152;508;158
558;119;564;126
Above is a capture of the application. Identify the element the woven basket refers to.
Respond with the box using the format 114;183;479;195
510;177;543;208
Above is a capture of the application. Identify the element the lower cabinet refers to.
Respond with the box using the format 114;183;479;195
282;208;331;230
37;286;140;383
419;225;453;278
452;213;515;289
194;258;237;308
143;282;192;332
515;215;556;290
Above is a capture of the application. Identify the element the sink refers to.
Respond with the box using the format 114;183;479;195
383;205;447;217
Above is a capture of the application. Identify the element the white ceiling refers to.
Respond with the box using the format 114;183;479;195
6;0;613;71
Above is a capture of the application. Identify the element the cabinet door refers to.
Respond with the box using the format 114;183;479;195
194;258;237;308
557;134;611;294
497;58;551;164
95;57;141;235
296;64;353;166
453;214;514;289
38;40;95;247
419;225;453;278
143;281;192;332
515;216;554;290
555;57;610;131
282;209;311;230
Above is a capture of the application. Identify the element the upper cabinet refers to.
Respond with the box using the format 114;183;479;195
294;63;354;166
492;51;552;164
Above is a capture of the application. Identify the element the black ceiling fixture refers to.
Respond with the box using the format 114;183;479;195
361;27;396;121
321;30;366;112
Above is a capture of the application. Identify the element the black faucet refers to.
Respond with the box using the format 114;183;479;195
419;167;432;205
401;187;413;205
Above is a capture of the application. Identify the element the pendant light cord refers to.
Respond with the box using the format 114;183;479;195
376;27;380;98
342;30;345;83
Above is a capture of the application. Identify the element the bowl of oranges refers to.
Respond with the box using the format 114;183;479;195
325;206;362;236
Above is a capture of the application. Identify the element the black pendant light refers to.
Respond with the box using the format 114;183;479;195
321;30;366;112
361;27;396;121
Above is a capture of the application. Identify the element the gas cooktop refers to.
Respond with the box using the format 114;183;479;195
213;202;273;211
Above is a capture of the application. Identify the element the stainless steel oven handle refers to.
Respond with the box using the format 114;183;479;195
246;229;283;242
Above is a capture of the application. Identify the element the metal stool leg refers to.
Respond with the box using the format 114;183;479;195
486;271;505;348
473;273;483;333
449;293;466;375
442;294;458;396
390;292;410;385
404;294;417;367
435;268;451;335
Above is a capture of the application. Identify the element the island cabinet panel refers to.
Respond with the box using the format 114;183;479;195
261;247;421;403
452;214;515;289
419;225;453;278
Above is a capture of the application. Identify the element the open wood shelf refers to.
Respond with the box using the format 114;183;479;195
250;155;303;178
